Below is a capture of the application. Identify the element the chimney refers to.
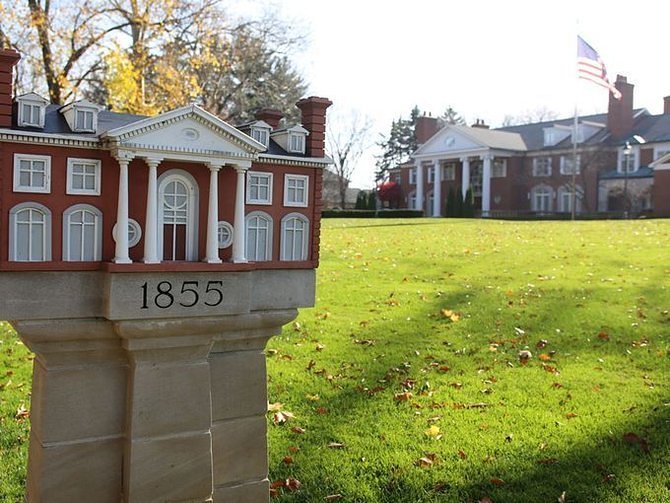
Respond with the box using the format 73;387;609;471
471;118;490;129
415;115;439;144
664;96;670;115
0;49;20;128
607;75;634;141
296;96;333;158
254;108;283;130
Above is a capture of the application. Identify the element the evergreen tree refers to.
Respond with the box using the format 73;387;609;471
375;106;421;182
455;188;464;217
445;187;456;217
355;191;368;210
463;188;475;218
366;191;377;210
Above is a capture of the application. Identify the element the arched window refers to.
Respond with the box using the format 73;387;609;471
157;170;199;261
63;204;103;261
281;213;309;261
9;202;52;262
558;185;583;213
531;185;553;212
245;211;273;261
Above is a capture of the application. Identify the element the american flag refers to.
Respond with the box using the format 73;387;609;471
577;36;622;100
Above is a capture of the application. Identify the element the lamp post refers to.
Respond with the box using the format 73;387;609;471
623;141;632;219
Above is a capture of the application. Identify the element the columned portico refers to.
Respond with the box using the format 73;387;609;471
415;160;424;212
432;159;441;217
461;156;471;199
142;156;162;264
233;165;249;263
481;154;492;215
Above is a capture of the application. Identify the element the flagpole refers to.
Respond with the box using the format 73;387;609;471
571;25;579;221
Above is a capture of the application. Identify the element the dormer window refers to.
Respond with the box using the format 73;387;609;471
59;100;102;133
76;109;95;131
16;93;48;128
289;133;305;153
270;125;308;155
251;126;270;148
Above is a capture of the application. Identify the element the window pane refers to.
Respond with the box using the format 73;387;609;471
31;221;44;261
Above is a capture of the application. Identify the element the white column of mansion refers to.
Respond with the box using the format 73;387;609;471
415;159;424;212
432;159;442;217
481;154;492;216
112;153;250;265
461;156;470;199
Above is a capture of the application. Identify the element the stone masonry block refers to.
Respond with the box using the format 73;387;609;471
211;416;267;486
213;479;269;503
124;432;213;503
27;435;122;503
127;360;211;438
210;350;267;421
30;361;127;443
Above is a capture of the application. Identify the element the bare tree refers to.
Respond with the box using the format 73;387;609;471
502;106;559;127
327;109;373;208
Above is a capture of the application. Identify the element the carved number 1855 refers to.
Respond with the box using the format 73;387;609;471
140;280;224;309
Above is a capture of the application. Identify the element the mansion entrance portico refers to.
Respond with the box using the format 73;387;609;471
410;124;526;216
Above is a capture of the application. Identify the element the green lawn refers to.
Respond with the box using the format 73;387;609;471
266;218;670;502
1;218;669;502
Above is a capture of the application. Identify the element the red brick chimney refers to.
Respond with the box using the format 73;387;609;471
415;115;439;144
664;96;670;115
0;49;20;128
607;75;634;141
254;108;283;130
296;96;332;158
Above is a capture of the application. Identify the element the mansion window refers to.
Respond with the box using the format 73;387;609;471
531;185;553;212
9;202;52;262
251;127;270;148
63;205;102;261
427;166;435;184
560;155;581;175
67;158;101;195
654;147;670;161
619;148;637;174
13;154;51;193
409;168;417;185
281;213;309;261
442;163;456;181
247;171;273;204
217;221;233;249
76;109;95;131
558;185;583;213
284;174;308;207
16;93;47;128
246;211;272;261
533;157;552;177
492;159;507;178
289;133;305;153
408;192;417;209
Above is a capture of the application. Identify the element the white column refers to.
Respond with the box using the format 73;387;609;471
415;160;424;212
432;159;441;217
461;156;470;199
482;154;492;216
113;154;133;264
205;163;223;264
142;157;161;264
232;165;248;263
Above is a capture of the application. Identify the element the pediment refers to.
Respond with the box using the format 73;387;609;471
102;105;264;157
415;126;483;156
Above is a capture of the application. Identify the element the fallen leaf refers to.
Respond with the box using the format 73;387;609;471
536;339;549;349
565;412;578;419
458;449;468;459
327;442;345;449
324;495;344;502
268;402;283;412
490;478;505;486
539;353;552;361
394;391;413;401
623;432;650;453
518;350;532;364
537;458;558;465
316;406;328;415
290;426;305;434
315;343;325;352
285;477;301;491
478;498;494;503
288;446;300;453
597;331;610;341
415;456;434;468
424;425;441;438
272;411;295;425
282;456;293;465
15;405;29;420
557;491;567;503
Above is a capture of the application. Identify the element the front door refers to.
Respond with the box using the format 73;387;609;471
158;171;198;261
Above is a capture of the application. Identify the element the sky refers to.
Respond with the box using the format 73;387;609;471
240;0;670;188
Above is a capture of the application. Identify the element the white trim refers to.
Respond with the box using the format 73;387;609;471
246;170;273;205
9;202;52;262
283;174;309;207
530;184;554;212
13;153;51;193
62;204;103;261
245;211;273;261
280;212;309;261
66;158;102;195
532;156;552;177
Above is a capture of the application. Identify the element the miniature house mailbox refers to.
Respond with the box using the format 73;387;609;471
0;50;331;502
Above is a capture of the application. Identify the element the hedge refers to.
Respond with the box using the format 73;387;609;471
322;209;424;218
